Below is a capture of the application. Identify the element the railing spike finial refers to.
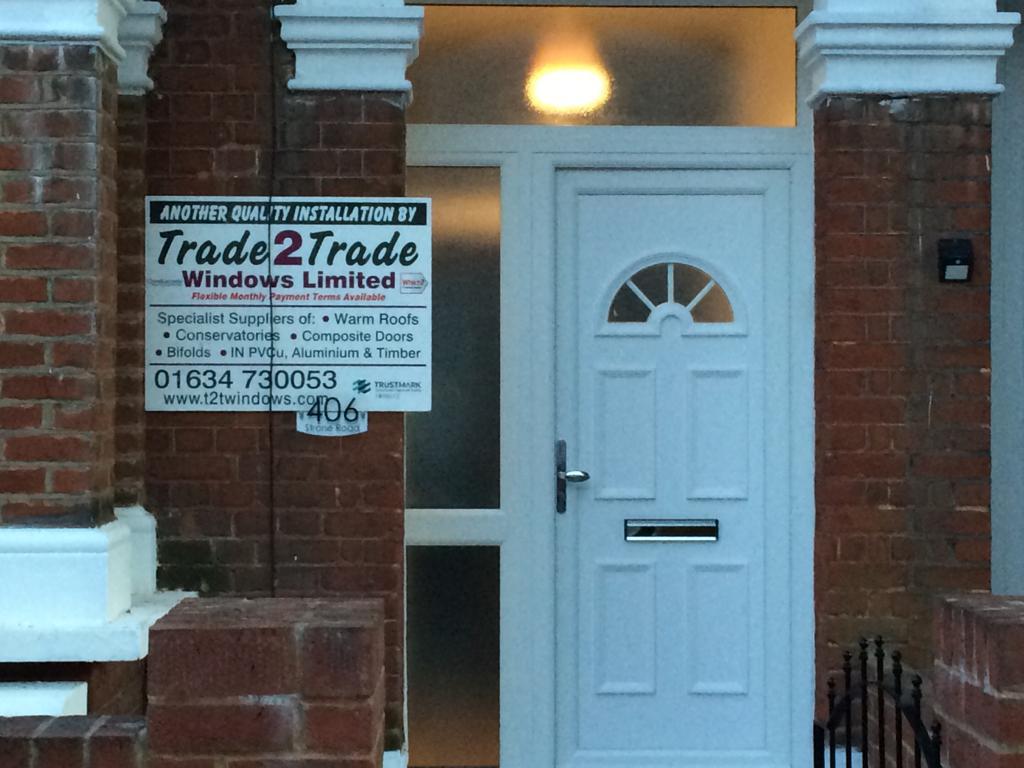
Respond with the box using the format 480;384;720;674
911;674;923;710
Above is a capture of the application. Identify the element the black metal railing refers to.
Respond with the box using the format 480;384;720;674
814;637;943;768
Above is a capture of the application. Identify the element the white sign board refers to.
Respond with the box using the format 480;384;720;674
145;196;431;412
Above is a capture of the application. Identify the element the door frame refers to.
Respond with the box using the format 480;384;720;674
407;126;814;767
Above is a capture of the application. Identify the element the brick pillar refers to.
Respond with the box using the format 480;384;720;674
142;0;412;745
0;44;119;526
815;96;993;682
799;0;1018;716
934;594;1024;768
114;0;165;511
114;94;148;507
147;597;386;767
144;0;280;594
273;88;407;746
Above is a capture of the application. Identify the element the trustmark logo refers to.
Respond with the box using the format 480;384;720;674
353;379;372;394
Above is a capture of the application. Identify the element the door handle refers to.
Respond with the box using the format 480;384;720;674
556;440;590;514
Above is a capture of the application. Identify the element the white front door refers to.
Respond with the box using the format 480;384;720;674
555;167;799;767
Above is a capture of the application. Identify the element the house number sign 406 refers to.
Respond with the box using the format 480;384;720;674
295;396;368;437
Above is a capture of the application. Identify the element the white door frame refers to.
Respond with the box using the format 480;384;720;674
408;124;814;768
992;0;1024;594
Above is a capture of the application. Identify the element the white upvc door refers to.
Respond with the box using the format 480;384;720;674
407;128;814;768
553;166;799;767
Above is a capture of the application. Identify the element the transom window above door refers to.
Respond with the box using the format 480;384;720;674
406;5;797;126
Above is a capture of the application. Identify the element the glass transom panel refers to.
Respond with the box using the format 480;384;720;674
408;6;797;127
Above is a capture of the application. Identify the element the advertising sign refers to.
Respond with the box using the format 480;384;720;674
145;196;431;412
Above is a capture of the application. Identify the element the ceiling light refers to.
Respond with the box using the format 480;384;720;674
526;65;611;115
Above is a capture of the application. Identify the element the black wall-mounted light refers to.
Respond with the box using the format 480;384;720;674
938;239;974;283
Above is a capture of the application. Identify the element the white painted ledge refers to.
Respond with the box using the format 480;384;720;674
383;750;407;768
0;522;133;627
0;509;190;662
117;1;165;95
796;5;1020;105
0;0;135;62
0;590;191;663
0;683;88;717
275;0;423;93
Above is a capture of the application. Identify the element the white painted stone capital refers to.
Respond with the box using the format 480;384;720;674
274;0;424;94
796;0;1020;105
0;518;191;663
0;521;133;628
114;505;158;596
0;0;136;63
117;1;166;95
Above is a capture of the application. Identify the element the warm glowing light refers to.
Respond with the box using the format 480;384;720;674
526;65;611;115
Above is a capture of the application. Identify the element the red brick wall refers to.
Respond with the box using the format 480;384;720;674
142;0;406;743
0;716;146;768
0;45;119;526
115;95;148;507
147;598;386;767
815;97;992;687
934;594;1024;768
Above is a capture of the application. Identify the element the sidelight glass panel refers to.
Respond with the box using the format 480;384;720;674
407;546;500;767
405;167;501;509
408;6;797;126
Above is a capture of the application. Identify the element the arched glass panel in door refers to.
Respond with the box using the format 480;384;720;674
607;261;736;328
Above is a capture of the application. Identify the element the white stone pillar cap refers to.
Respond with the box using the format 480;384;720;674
275;0;424;93
796;0;1020;105
0;0;136;62
118;1;166;95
